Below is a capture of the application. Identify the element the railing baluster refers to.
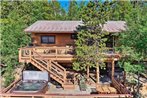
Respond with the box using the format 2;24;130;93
29;49;32;60
64;71;66;83
55;48;57;59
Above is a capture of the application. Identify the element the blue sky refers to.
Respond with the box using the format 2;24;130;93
49;0;108;11
55;0;90;11
58;0;69;11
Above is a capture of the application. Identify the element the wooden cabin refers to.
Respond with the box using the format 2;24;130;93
18;20;127;88
19;20;126;62
1;20;133;98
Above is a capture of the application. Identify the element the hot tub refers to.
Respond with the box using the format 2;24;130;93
11;80;48;93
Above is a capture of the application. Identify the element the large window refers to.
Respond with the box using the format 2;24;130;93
41;36;55;44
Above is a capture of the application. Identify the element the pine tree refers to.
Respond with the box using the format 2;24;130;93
73;1;112;83
67;0;87;20
47;1;66;20
116;2;147;93
68;0;79;20
111;1;133;21
1;0;67;86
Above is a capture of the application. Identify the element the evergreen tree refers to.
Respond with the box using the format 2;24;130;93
111;1;133;21
73;1;112;83
116;3;147;94
68;0;79;20
1;0;66;86
67;0;87;20
47;1;66;20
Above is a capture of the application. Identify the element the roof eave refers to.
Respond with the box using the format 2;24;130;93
24;30;78;33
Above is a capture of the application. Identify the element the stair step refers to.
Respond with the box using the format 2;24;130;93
30;52;67;88
63;84;75;90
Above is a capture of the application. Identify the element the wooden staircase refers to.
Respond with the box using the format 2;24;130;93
27;49;74;89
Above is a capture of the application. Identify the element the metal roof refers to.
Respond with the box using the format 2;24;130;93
103;21;126;33
24;20;126;33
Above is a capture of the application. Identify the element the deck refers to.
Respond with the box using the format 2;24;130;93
1;77;132;98
19;46;121;63
2;46;132;98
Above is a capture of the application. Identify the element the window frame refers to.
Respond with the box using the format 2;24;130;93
41;35;55;44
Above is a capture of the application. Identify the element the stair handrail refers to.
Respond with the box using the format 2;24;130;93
51;61;66;72
112;77;130;94
51;61;67;83
32;49;66;73
31;57;64;83
31;48;67;84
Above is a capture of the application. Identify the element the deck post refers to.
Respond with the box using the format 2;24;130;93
87;65;89;79
55;48;57;60
111;59;115;79
123;71;126;84
29;49;32;59
64;72;66;84
18;49;21;62
96;63;99;84
29;50;31;62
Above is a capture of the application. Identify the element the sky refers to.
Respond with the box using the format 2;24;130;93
58;0;70;11
53;0;90;11
49;0;108;11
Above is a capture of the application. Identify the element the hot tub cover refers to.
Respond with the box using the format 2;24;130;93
23;71;49;81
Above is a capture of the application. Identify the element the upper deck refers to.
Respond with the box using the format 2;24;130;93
19;46;121;63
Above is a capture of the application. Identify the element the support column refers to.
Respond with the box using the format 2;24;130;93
123;71;126;84
19;49;21;62
96;63;99;84
111;60;115;79
87;65;89;79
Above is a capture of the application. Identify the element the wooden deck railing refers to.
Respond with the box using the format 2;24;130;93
1;78;132;97
19;46;74;62
19;46;120;62
1;78;133;98
102;48;121;59
1;78;21;93
0;93;133;98
112;78;131;94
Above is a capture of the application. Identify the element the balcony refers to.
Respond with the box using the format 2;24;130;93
19;46;121;63
19;46;74;63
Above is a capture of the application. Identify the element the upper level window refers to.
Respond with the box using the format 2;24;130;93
41;36;55;44
71;34;77;39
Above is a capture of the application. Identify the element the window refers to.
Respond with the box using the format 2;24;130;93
41;36;55;44
71;34;77;39
31;38;34;43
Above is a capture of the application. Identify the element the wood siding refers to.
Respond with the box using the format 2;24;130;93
31;33;75;47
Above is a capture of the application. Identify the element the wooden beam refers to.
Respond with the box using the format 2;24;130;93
0;92;133;98
2;78;21;93
123;71;126;84
87;65;89;79
96;63;99;84
111;60;115;79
